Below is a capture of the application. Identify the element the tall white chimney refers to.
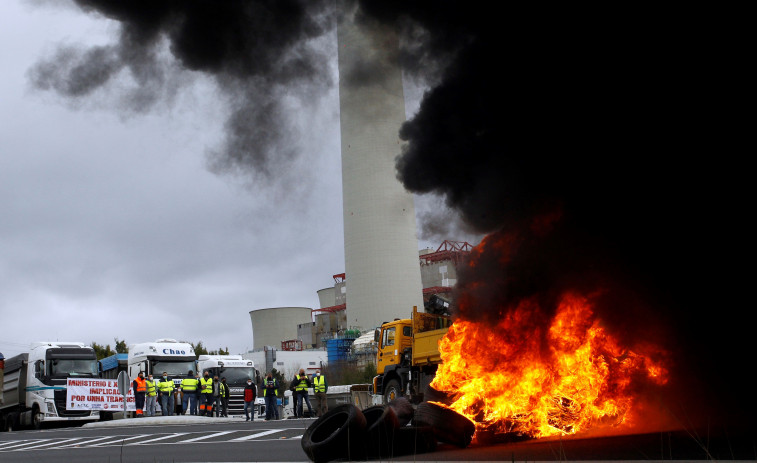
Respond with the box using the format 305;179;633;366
337;2;424;331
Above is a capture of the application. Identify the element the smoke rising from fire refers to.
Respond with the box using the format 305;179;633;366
27;0;334;180
362;4;750;431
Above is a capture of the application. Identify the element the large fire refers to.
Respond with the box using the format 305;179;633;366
430;292;669;439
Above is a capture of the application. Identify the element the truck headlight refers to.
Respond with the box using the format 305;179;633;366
47;402;56;413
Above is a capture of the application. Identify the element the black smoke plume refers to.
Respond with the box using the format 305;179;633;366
361;2;751;432
28;0;334;179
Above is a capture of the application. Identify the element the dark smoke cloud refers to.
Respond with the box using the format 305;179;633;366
28;0;334;178
361;3;751;431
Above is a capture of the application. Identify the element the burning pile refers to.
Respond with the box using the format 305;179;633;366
431;237;670;439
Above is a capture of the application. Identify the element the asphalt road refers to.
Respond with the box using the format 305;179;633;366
1;416;755;462
0;415;315;463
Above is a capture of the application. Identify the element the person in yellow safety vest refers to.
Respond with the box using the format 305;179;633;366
199;371;214;416
263;373;279;421
313;369;328;417
294;369;313;418
144;374;158;416
132;372;147;417
158;372;175;416
180;370;199;415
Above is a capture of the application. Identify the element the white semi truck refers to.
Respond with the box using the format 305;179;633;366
0;342;100;431
196;355;260;416
127;339;197;414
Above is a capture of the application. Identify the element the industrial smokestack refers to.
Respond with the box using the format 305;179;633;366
336;1;424;331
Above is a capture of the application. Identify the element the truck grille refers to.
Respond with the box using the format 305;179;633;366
54;390;92;417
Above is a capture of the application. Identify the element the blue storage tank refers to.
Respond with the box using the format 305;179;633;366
327;338;355;363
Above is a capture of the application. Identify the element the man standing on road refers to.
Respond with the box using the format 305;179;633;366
313;369;328;417
145;373;158;416
181;370;199;415
132;371;147;417
158;371;175;416
294;369;313;418
199;370;214;416
243;378;256;421
263;372;278;421
219;377;230;417
212;375;221;417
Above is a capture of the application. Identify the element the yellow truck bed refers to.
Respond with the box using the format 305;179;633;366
411;307;453;367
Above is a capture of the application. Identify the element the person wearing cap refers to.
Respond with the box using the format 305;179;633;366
158;371;175;416
262;372;279;421
144;373;158;416
313;369;328;417
180;370;199;415
243;377;257;421
294;369;313;418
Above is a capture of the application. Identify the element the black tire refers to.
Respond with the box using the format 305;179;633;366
383;379;402;403
387;396;414;427
362;405;399;458
32;405;42;430
4;413;19;432
393;426;438;456
423;384;454;405
301;404;367;463
413;401;475;448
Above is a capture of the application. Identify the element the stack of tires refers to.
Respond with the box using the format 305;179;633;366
301;396;475;462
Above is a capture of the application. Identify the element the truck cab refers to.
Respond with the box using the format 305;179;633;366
373;307;453;403
1;342;100;430
197;355;260;415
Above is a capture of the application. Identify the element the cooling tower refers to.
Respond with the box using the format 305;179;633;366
337;1;424;331
249;307;312;350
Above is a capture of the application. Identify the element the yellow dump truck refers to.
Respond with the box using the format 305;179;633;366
372;305;453;404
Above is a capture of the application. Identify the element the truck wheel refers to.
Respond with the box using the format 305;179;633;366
32;405;42;430
363;405;399;458
383;379;402;403
413;401;475;448
301;404;367;463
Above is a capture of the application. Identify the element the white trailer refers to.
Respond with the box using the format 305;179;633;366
197;355;260;416
0;342;100;431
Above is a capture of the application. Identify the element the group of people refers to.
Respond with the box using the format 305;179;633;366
129;368;328;420
131;370;230;417
290;369;328;418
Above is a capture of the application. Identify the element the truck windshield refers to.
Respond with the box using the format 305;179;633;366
219;367;256;385
50;359;98;376
153;360;196;376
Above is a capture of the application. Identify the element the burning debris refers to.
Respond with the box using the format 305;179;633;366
431;290;669;439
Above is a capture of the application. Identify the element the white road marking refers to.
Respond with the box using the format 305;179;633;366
129;432;187;445
179;430;236;443
229;429;283;441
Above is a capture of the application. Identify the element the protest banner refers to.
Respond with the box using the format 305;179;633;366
66;378;136;411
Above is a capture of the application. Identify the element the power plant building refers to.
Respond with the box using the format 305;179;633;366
249;307;312;351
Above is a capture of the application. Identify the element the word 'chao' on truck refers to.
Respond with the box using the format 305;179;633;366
1;342;100;431
373;305;453;404
197;355;260;416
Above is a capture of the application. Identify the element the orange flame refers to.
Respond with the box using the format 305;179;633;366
431;292;668;438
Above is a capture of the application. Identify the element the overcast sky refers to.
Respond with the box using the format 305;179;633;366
0;0;461;358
